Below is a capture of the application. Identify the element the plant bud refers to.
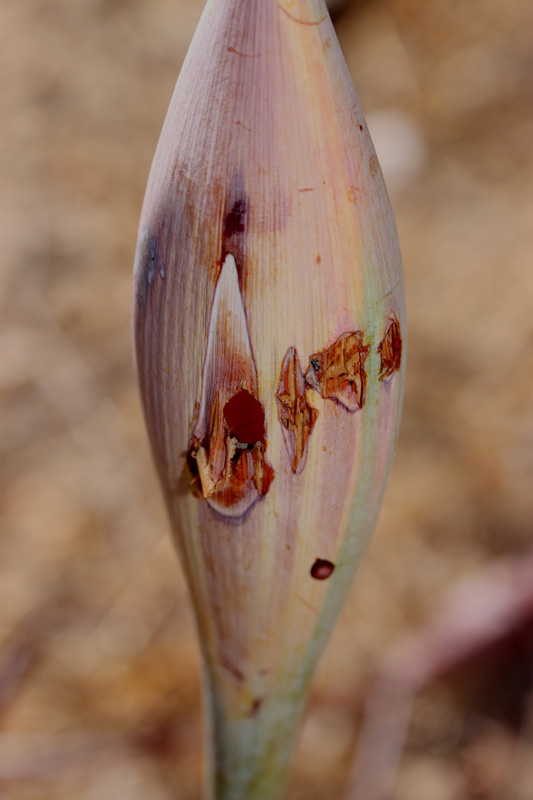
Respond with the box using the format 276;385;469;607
133;1;405;797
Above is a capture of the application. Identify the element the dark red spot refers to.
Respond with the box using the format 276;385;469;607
310;559;335;580
359;124;363;131
223;390;265;444
223;200;246;238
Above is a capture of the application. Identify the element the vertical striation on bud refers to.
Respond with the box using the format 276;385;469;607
133;0;406;797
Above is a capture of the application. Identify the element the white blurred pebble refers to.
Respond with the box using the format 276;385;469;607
366;109;427;194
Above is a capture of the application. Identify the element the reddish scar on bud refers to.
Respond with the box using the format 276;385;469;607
223;199;246;238
310;559;335;580
187;254;273;518
378;313;402;381
276;348;318;474
305;331;370;412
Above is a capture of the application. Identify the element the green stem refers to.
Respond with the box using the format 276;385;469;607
203;673;309;800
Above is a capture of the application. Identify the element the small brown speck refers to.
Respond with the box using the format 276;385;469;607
248;698;263;717
311;559;335;580
316;253;321;264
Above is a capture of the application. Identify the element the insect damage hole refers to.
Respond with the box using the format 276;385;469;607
223;390;265;444
189;388;274;517
186;254;273;518
310;559;335;580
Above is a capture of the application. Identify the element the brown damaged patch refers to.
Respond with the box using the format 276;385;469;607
188;402;273;519
378;314;402;381
276;348;318;474
187;254;274;518
305;332;370;412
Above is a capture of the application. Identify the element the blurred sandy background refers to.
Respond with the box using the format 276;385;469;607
2;0;533;798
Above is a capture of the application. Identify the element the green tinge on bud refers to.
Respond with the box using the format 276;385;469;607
133;0;405;797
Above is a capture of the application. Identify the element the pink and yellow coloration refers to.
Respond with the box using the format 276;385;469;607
133;0;405;797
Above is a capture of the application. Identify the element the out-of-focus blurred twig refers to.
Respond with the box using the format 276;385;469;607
345;553;533;800
0;581;77;722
